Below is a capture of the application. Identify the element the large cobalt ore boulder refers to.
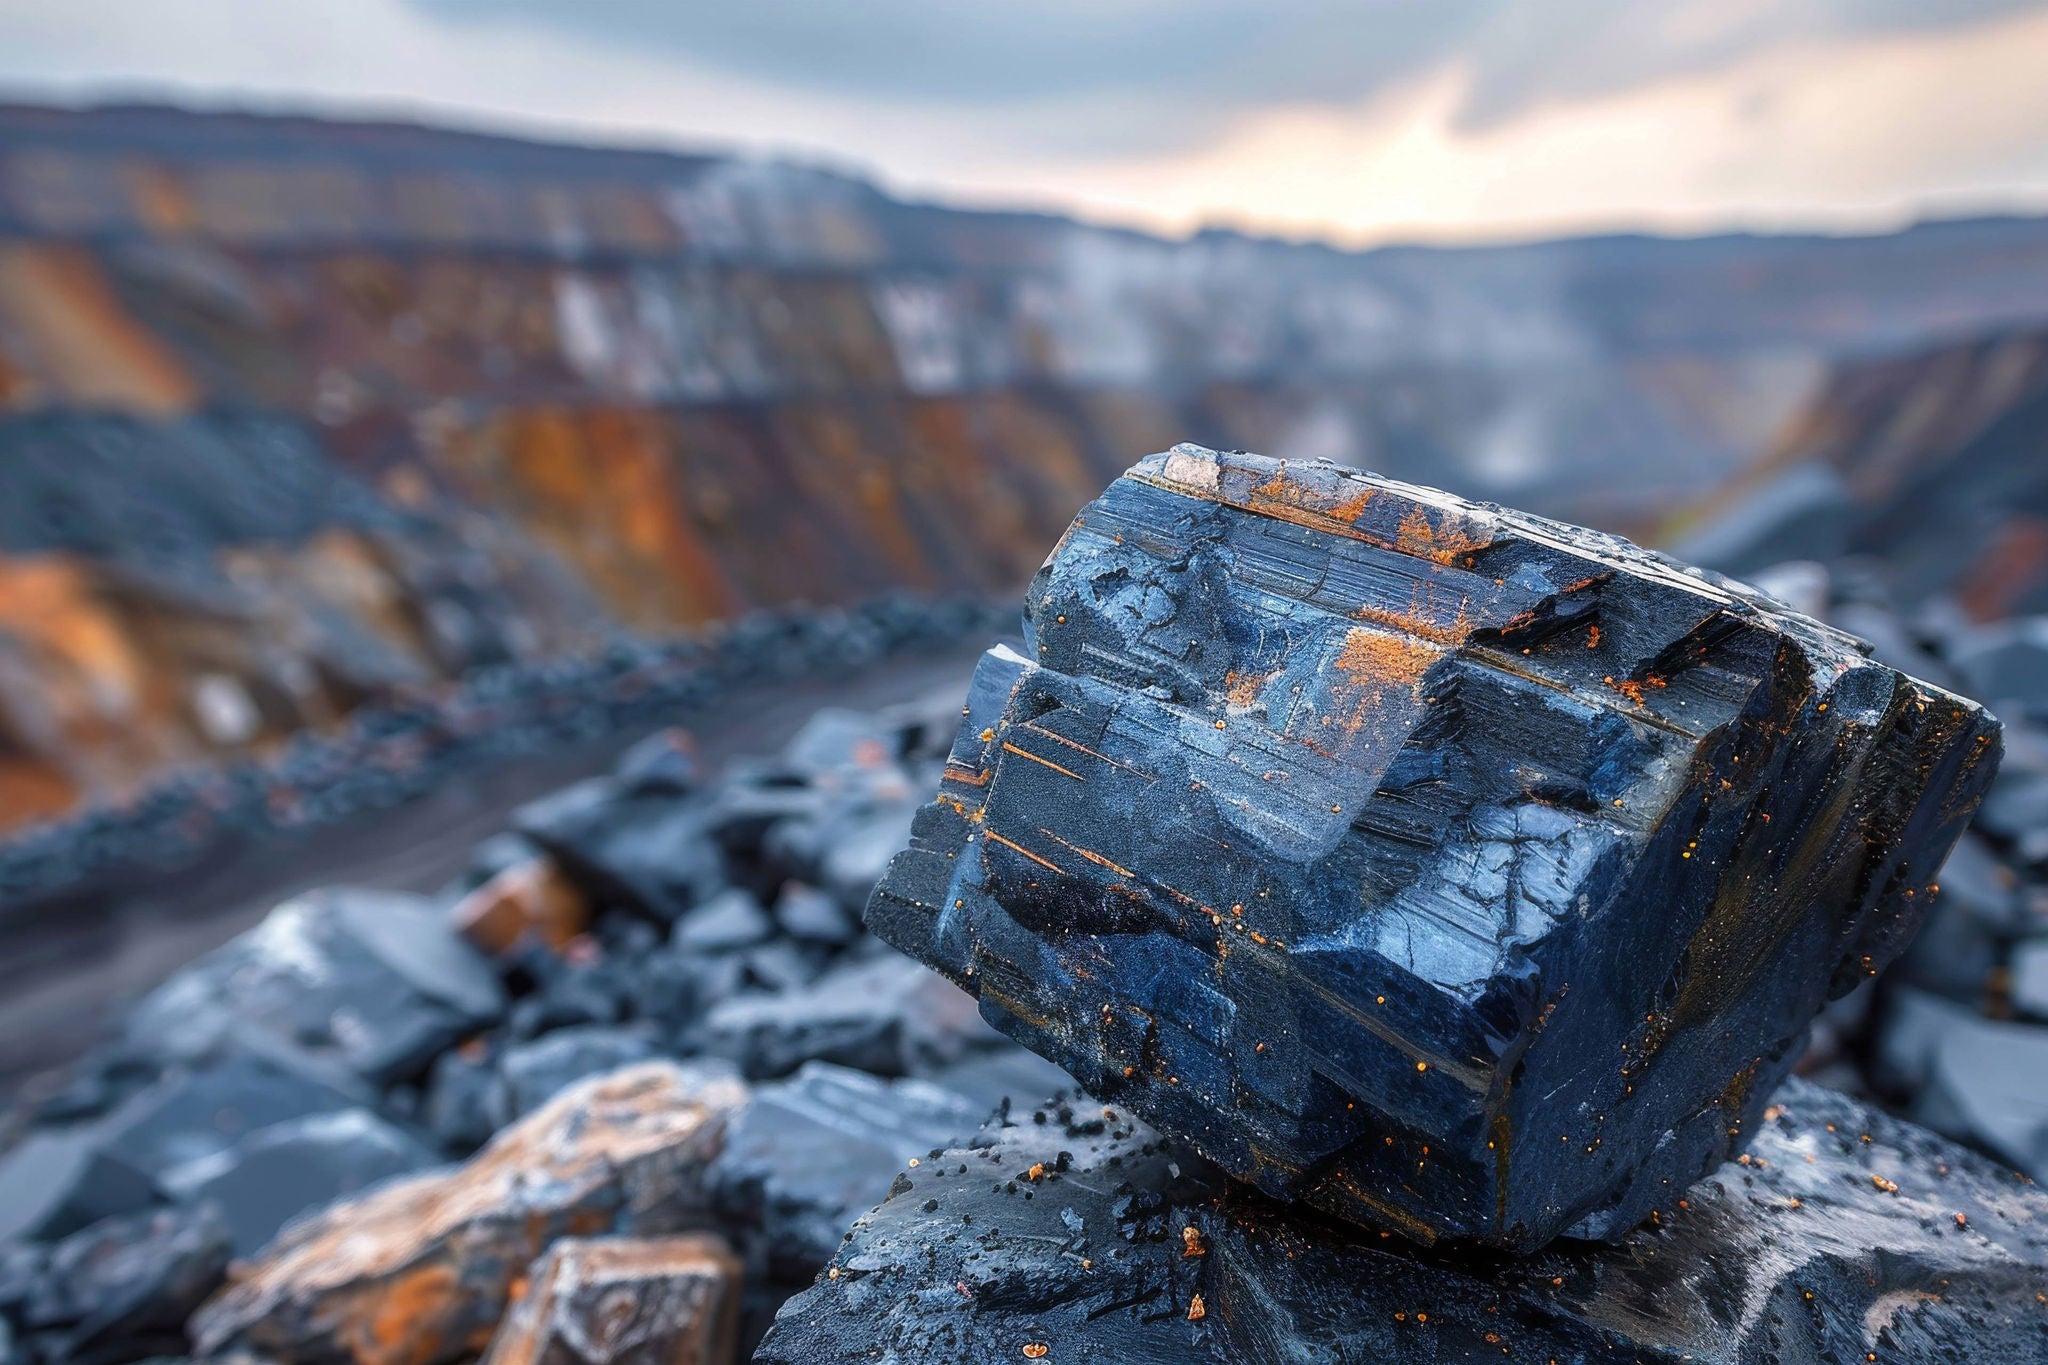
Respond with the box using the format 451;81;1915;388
755;1079;2048;1364
867;445;2001;1250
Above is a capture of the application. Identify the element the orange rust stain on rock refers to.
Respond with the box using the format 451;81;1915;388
1335;626;1442;692
1350;598;1471;648
122;162;196;234
1223;669;1270;708
1604;674;1669;707
1248;466;1375;524
1393;504;1491;567
359;1263;459;1365
448;858;591;957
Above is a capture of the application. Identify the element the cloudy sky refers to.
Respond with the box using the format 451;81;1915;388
3;0;2047;246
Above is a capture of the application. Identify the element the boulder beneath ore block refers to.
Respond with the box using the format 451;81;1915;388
867;445;2001;1250
480;1236;738;1365
191;1061;746;1365
756;1079;2048;1364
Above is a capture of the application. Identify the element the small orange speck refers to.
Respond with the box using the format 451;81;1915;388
1182;1226;1206;1257
1187;1294;1206;1322
1214;719;1227;730
1022;1345;1049;1359
1955;1212;1969;1228
1416;1061;1428;1072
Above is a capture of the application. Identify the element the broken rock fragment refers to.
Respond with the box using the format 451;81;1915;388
449;858;591;957
868;445;2002;1250
480;1236;738;1365
21;1203;231;1363
756;1079;2048;1364
706;1061;986;1276
695;955;1003;1080
123;888;505;1086
191;1061;746;1365
157;1108;439;1257
513;779;724;923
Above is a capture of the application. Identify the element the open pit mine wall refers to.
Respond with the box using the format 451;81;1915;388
1669;328;2048;622
7;105;2048;827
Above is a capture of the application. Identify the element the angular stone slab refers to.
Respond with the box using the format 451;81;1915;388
706;1061;987;1277
450;858;592;958
124;888;505;1086
695;955;1002;1081
21;1203;231;1363
191;1061;746;1365
867;445;2001;1250
755;1079;2048;1364
480;1235;738;1365
157;1108;439;1257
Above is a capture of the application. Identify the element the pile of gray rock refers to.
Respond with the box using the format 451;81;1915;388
0;542;2045;1364
1754;563;2048;1185
0;684;1067;1364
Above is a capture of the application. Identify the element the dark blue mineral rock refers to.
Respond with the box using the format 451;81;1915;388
866;444;2001;1250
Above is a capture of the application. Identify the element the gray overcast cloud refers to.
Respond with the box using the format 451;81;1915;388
410;0;2048;137
3;0;2047;244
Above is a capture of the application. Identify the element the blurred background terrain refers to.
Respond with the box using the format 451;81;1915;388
3;102;2048;832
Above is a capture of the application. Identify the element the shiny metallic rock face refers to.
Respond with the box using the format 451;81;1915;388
867;443;2001;1251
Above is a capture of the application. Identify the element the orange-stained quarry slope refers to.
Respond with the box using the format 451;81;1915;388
4;103;2048;831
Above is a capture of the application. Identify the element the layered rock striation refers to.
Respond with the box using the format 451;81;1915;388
869;445;2001;1249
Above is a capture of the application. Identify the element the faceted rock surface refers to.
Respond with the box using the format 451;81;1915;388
156;1109;439;1257
490;1028;659;1125
123;888;505;1087
868;445;2002;1249
449;859;592;958
191;1061;745;1365
756;1078;2048;1364
513;780;724;924
0;1132;158;1245
19;1204;230;1364
706;1061;987;1278
479;1236;738;1365
695;955;1003;1081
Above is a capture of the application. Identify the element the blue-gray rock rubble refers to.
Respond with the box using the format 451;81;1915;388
0;560;2041;1363
0;651;1063;1364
